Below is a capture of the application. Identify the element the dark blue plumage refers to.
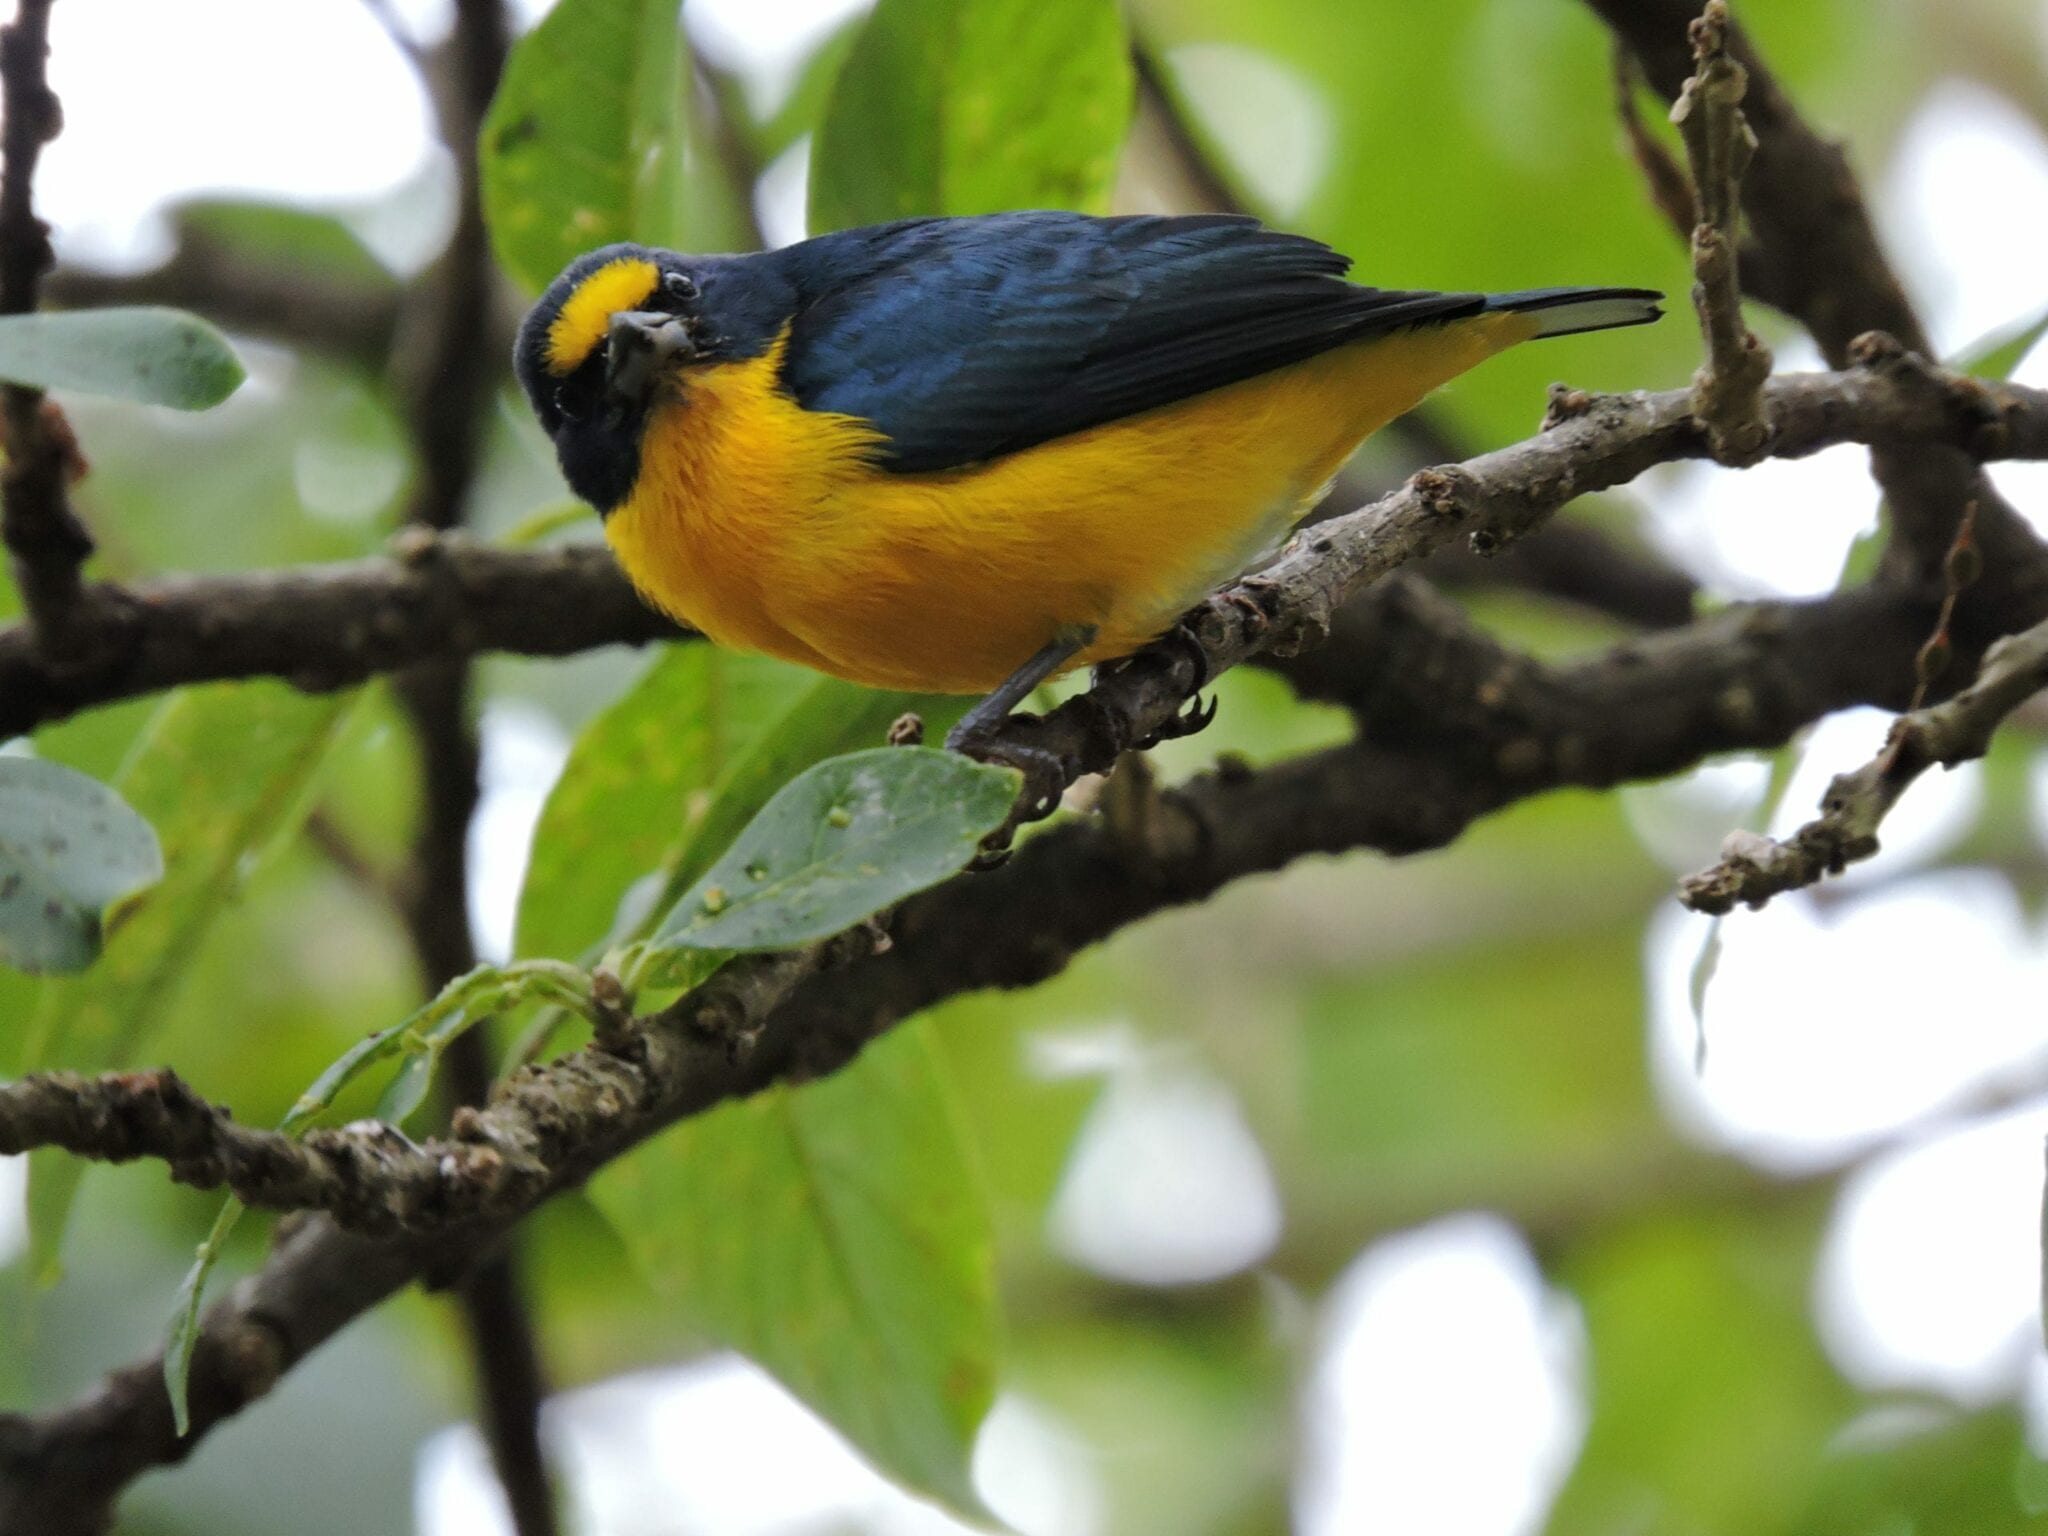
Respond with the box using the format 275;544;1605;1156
767;212;1489;473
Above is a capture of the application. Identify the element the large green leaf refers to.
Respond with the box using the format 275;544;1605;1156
513;646;812;963
593;1021;998;1512
0;756;162;974
480;0;690;295
1545;1206;1855;1535
652;747;1017;953
18;683;354;1280
809;0;1134;231
0;308;244;409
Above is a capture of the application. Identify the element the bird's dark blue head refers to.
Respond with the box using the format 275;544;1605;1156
513;242;798;514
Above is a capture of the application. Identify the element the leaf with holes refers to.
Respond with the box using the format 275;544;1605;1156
0;756;162;975
0;308;244;409
649;747;1018;955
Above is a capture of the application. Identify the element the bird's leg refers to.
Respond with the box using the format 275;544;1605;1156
947;625;1095;821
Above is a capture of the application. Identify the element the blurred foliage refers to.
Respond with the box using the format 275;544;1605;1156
5;0;2048;1533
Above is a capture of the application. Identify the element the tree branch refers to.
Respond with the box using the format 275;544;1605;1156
1680;606;2048;912
0;0;92;651
1587;0;2048;593
1671;1;1772;463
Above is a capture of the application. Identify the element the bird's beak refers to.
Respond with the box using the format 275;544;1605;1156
604;310;694;405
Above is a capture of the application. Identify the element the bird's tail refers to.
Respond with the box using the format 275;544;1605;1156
1484;287;1664;339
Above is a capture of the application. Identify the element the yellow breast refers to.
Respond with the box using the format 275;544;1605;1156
605;312;1536;693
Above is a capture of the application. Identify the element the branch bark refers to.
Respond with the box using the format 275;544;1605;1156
0;0;92;651
1587;0;2048;597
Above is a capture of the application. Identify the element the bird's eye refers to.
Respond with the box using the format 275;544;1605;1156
553;382;585;423
662;271;698;305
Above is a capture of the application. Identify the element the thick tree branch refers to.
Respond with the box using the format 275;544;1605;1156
0;536;682;739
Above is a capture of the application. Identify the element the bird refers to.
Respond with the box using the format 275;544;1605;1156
513;210;1659;754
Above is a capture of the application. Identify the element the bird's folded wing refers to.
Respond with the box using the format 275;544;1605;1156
774;211;1484;474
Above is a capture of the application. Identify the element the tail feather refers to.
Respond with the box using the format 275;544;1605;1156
1485;286;1664;339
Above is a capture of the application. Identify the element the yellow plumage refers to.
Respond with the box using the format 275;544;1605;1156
604;311;1539;694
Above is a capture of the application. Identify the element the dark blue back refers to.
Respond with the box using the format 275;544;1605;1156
764;212;1483;473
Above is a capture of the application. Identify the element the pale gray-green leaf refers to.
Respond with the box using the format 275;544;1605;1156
0;756;162;974
0;307;244;409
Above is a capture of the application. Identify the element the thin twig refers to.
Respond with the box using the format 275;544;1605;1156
1671;1;1772;463
1584;0;2040;591
1680;611;2048;913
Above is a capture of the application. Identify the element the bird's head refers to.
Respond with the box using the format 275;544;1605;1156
514;243;794;514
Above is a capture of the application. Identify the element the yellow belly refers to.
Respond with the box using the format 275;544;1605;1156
604;314;1535;693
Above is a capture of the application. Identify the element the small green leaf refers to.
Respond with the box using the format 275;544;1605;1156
164;1199;242;1437
810;0;1134;231
480;0;689;295
593;1021;997;1512
0;307;244;409
1953;304;2048;381
652;747;1018;953
171;198;393;289
0;756;162;974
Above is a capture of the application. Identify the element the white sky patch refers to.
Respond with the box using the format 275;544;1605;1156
1646;869;2048;1169
1621;754;1778;874
1296;1215;1585;1536
416;1358;1099;1536
38;0;435;270
755;136;814;249
1048;1051;1283;1286
1816;1107;2047;1406
689;0;872;122
1162;44;1332;220
465;702;570;963
0;1157;25;1270
1880;79;2048;359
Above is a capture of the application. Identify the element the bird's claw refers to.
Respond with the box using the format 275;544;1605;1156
949;728;1068;863
1134;690;1218;750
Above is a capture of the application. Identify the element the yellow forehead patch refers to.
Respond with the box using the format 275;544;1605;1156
544;257;660;376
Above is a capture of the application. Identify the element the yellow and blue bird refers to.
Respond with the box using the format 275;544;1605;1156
514;211;1659;748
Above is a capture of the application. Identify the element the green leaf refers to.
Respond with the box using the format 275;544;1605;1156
20;683;354;1280
0;755;162;974
514;646;812;963
163;1198;242;1437
652;747;1018;954
809;0;1134;231
1953;304;2048;381
0;308;244;409
592;1021;997;1511
1546;1205;1855;1535
170;197;394;289
480;0;689;295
